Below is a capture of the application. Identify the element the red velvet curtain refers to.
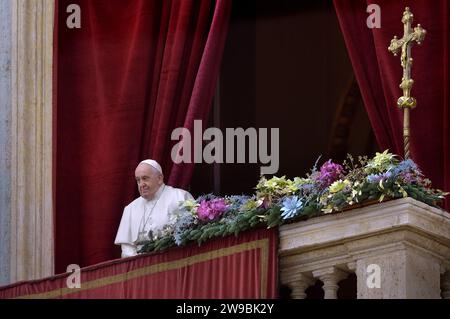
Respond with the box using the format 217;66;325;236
333;0;449;211
55;0;231;274
1;228;278;299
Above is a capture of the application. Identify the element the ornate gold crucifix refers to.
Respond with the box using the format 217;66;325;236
388;7;426;159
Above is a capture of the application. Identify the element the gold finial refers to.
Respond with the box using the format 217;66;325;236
388;7;426;159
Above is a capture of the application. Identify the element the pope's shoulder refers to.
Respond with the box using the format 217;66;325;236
124;185;193;209
164;185;191;196
163;185;194;202
125;196;145;210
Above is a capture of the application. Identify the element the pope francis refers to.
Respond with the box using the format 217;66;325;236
114;159;193;257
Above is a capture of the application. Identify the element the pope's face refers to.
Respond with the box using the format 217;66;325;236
135;164;163;200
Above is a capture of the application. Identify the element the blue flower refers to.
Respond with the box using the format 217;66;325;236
280;196;304;220
367;174;382;183
397;159;418;172
226;195;251;211
367;171;392;183
173;213;195;246
389;159;420;176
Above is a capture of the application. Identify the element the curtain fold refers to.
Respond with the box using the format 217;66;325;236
55;0;231;274
333;0;449;211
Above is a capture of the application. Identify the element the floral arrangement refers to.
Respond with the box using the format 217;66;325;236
138;151;448;253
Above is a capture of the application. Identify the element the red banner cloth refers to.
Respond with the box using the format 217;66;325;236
0;228;278;299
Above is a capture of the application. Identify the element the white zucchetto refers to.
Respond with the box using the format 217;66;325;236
139;159;163;175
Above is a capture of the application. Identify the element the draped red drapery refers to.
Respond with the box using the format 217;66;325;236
0;228;278;299
55;0;231;274
333;0;449;211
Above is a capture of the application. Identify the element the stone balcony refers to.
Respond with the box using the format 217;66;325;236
279;197;450;299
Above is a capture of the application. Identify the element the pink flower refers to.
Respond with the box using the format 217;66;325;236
317;160;344;188
196;198;228;221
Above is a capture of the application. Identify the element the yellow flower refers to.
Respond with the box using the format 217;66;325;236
257;175;297;196
329;179;351;193
181;199;199;213
366;150;397;172
241;198;258;211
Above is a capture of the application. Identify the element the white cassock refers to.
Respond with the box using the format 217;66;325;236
114;184;193;257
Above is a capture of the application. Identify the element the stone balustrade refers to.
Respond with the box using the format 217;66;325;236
279;197;450;299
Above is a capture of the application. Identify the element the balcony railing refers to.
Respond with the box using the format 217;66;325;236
279;197;450;299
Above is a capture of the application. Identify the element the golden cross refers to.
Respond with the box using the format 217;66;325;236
388;7;426;159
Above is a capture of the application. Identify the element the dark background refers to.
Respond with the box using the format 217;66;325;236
191;0;378;197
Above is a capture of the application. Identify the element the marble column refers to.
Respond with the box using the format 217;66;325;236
287;273;314;299
313;267;348;299
0;0;12;286
10;0;55;282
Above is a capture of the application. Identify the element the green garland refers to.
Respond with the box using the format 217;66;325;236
138;151;448;254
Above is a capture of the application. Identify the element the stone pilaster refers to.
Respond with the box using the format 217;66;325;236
355;245;442;299
0;0;12;286
10;0;55;282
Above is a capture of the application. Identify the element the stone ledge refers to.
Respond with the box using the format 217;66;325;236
279;197;450;255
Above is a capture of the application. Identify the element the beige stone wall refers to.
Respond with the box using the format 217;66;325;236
10;0;54;282
279;198;450;299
